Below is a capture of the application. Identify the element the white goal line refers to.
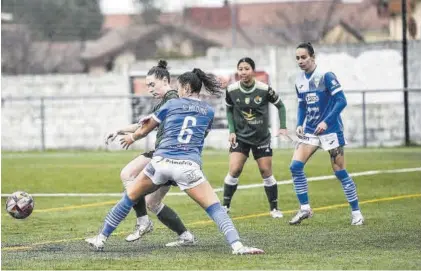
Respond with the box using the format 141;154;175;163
1;167;420;197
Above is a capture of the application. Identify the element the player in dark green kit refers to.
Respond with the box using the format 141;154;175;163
105;60;196;246
223;57;288;218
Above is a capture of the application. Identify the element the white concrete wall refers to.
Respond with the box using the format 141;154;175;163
2;41;421;150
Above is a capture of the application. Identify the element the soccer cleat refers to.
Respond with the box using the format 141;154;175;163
125;219;154;242
222;205;230;214
270;209;284;218
165;231;197;247
85;234;107;251
289;208;313;225
351;211;364;225
232;246;265;255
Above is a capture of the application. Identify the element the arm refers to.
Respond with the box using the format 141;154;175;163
118;123;141;133
119;118;159;150
295;86;306;136
323;91;347;126
297;101;306;127
267;87;287;129
322;72;347;126
132;118;159;141
226;107;235;133
225;89;235;133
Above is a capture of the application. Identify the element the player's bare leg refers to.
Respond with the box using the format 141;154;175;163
289;143;319;225
329;146;364;225
185;181;264;255
256;156;283;218
223;152;248;212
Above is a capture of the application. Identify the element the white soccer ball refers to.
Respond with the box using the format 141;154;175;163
6;191;34;219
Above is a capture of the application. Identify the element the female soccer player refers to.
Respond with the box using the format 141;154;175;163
288;42;364;225
223;57;287;218
105;60;196;246
86;68;264;255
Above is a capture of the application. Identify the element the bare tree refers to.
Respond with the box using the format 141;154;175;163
271;0;341;43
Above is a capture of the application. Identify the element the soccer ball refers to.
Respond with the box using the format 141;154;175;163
6;191;34;219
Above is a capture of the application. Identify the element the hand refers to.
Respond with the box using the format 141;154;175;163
276;128;288;137
314;121;328;135
228;133;237;147
119;133;135;150
105;130;125;145
296;126;304;136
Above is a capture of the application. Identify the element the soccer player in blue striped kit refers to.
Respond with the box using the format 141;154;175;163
86;68;264;255
289;42;364;226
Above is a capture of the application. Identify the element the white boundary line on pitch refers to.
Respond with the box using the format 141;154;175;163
2;167;420;197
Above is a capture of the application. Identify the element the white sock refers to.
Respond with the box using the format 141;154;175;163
300;204;311;210
136;215;149;225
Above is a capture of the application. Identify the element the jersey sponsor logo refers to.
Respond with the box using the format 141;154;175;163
254;96;262;104
305;93;319;104
257;143;270;150
164;158;193;166
331;79;339;86
241;109;255;121
245;97;250;104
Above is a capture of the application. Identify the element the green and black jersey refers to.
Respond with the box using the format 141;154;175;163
149;90;178;148
225;80;286;145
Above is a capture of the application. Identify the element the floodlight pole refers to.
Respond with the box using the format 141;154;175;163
402;0;410;146
231;1;237;47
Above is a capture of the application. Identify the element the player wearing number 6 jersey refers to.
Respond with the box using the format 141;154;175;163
288;42;364;226
105;60;195;246
86;68;264;255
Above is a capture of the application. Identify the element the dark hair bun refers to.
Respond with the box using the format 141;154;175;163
157;60;168;69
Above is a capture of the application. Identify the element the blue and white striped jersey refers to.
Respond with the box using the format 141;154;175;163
295;66;345;134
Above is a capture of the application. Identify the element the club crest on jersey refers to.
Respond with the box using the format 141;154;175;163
254;96;262;104
305;93;319;104
245;97;250;104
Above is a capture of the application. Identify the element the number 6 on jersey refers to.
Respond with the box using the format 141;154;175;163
177;116;197;143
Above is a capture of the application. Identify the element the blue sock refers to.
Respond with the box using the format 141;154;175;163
101;193;134;237
206;203;240;245
335;169;359;211
290;160;309;205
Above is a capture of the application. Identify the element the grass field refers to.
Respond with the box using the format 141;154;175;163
2;148;421;270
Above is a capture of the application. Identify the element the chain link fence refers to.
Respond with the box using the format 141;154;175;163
2;89;420;151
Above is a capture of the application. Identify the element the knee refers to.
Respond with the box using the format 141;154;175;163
120;166;135;182
146;200;164;215
259;167;272;178
289;160;305;174
229;167;243;178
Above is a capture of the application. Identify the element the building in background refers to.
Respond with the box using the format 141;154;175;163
2;0;420;75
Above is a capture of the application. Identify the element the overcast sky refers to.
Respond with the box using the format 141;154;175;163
100;0;363;14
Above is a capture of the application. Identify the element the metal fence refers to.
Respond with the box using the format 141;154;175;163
1;89;421;151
